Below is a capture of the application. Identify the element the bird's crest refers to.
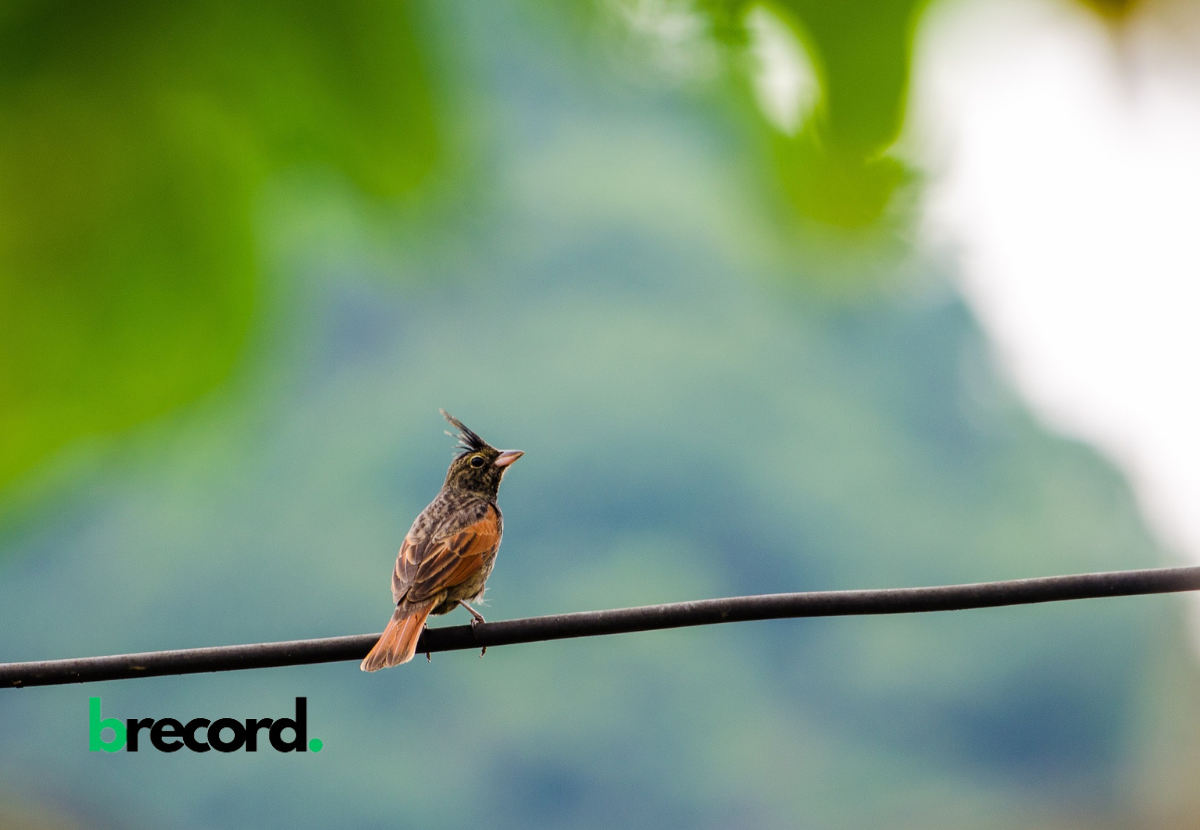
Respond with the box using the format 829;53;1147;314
440;409;489;456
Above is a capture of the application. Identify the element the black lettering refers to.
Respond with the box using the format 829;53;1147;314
183;718;211;752
208;718;247;752
245;718;273;752
126;718;153;752
150;718;184;752
269;698;307;752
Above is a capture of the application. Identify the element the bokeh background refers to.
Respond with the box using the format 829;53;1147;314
2;0;1200;827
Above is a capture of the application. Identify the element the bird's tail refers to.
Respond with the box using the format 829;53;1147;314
360;606;433;671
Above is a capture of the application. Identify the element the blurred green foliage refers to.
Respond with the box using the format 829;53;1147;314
0;0;439;496
702;0;924;227
0;0;1144;503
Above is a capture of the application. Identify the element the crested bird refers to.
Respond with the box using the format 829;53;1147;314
361;410;523;671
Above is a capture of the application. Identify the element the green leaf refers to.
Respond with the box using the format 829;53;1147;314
0;0;441;496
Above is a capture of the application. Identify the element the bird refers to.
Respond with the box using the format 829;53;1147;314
360;410;523;671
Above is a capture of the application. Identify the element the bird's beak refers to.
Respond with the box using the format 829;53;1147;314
494;450;524;468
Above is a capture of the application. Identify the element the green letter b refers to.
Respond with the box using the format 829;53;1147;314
89;698;126;753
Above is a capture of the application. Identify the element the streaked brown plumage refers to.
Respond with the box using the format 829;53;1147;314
360;410;523;671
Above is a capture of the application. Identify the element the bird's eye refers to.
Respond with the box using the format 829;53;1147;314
470;455;485;468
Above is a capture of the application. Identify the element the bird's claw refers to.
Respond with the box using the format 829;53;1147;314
462;603;486;626
463;606;487;657
469;616;487;657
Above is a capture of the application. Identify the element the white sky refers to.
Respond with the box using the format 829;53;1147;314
746;0;1200;597
749;0;1200;645
746;5;819;135
911;0;1200;572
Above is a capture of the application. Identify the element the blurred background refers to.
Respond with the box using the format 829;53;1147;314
2;0;1199;827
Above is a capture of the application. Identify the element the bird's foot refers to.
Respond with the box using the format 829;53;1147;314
459;601;486;626
459;601;487;657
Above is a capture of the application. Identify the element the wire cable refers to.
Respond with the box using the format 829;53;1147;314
3;565;1199;688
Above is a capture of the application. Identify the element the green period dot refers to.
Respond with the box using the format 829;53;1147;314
309;738;323;752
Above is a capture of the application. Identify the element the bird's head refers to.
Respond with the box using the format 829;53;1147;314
440;409;523;498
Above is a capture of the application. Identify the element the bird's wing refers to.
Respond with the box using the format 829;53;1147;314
392;503;501;606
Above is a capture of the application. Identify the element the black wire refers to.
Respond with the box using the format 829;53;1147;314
3;565;1198;688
